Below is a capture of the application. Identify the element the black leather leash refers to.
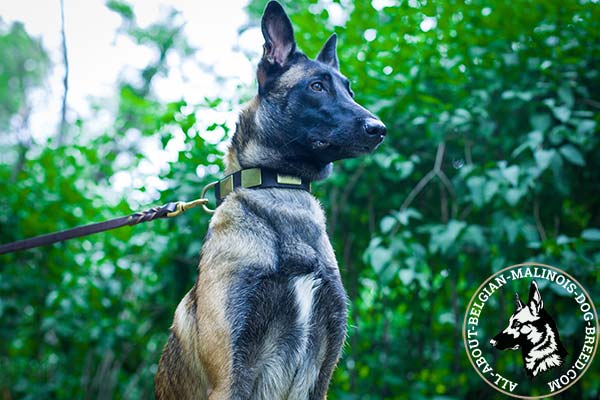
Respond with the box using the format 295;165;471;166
0;200;207;255
0;168;310;255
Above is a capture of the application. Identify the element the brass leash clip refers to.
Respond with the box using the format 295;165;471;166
165;180;218;217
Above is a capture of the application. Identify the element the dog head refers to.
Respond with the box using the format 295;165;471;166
489;280;545;351
232;1;386;180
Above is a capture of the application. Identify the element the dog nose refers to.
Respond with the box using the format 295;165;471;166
490;339;497;347
364;118;387;136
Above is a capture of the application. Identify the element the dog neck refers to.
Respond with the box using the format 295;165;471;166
213;167;312;206
225;97;333;181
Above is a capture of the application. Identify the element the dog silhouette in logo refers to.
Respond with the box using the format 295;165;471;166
490;280;568;377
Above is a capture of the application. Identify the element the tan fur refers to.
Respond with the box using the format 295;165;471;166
226;97;259;173
276;64;314;91
155;151;283;398
225;145;241;175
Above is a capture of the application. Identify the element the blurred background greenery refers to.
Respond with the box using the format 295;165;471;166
1;0;599;399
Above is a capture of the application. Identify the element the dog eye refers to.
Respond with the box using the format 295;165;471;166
310;82;324;92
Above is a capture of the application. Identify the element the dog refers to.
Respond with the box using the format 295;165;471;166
490;280;568;378
154;1;386;399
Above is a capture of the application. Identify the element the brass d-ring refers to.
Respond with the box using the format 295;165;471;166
200;181;218;214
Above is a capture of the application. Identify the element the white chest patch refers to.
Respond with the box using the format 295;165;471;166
293;275;321;328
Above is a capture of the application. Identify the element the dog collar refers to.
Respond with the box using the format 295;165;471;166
214;168;311;205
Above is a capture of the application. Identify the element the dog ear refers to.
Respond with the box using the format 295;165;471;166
260;1;296;68
316;34;339;70
528;280;544;315
515;293;524;311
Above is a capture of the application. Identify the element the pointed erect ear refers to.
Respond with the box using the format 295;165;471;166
261;1;296;67
528;280;544;316
515;293;525;311
316;34;339;70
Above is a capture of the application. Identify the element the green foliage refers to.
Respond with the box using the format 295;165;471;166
1;0;600;399
0;21;49;131
0;5;221;398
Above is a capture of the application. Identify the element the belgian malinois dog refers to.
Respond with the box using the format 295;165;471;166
155;2;386;398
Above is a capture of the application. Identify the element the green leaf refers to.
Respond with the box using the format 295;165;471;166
467;176;485;207
505;188;523;206
534;148;555;171
530;113;552;132
369;247;392;274
398;268;414;285
504;219;520;244
551;105;571;123
559;144;585;166
501;164;519;186
461;225;485;247
394;160;414;179
558;85;574;108
373;153;393;169
582;229;600;241
380;216;397;234
556;235;574;245
548;125;570;145
395;208;422;225
577;119;597;136
429;220;467;254
513;130;543;157
483;180;499;203
107;0;134;20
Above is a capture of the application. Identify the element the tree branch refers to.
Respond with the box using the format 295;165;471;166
400;142;448;212
57;0;69;146
437;169;458;218
439;179;448;223
400;170;436;212
433;141;445;171
582;98;600;109
464;139;473;165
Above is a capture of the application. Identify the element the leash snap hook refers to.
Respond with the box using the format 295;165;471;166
165;180;217;218
166;198;209;218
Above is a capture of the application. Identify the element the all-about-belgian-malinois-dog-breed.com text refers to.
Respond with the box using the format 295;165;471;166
154;2;386;399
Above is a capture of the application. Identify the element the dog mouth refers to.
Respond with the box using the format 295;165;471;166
313;136;383;150
364;133;385;151
309;132;384;161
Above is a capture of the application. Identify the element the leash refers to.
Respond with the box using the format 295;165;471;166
0;168;311;255
0;181;216;255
